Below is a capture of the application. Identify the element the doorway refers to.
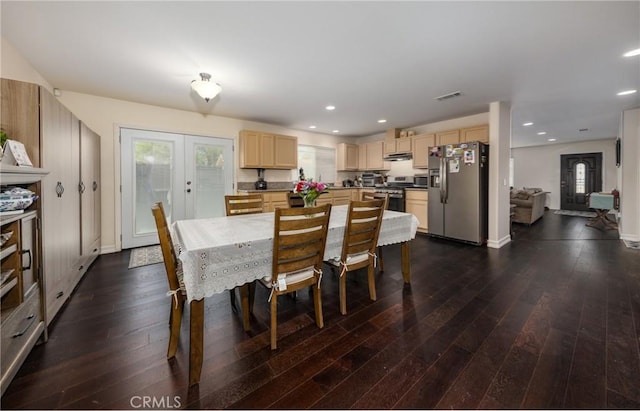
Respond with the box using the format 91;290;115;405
560;152;602;211
121;128;234;249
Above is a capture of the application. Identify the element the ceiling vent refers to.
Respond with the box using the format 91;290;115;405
434;91;462;101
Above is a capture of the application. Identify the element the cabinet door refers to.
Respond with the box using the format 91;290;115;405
239;131;261;168
396;137;412;153
261;134;275;167
337;143;358;171
366;141;387;170
274;135;297;169
461;125;489;143
436;129;460;146
80;122;101;259
1;79;40;167
40;89;80;324
412;134;435;168
358;143;368;170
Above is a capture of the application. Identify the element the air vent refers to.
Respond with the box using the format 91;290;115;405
579;128;589;132
434;91;462;101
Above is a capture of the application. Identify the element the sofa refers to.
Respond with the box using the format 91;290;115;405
510;187;546;225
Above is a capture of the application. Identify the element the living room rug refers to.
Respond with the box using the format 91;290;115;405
128;245;163;268
554;210;597;218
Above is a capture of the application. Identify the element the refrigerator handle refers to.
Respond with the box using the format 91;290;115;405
439;157;445;203
443;157;449;204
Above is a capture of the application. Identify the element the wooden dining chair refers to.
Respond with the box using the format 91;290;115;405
259;203;332;349
223;194;264;329
224;194;264;216
151;202;186;359
361;191;389;273
327;199;385;315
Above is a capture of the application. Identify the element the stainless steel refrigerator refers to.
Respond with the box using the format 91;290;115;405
427;141;489;245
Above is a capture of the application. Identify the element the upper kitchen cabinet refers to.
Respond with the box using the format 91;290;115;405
1;79;40;167
436;129;460;146
384;128;412;155
337;143;359;171
411;133;436;168
358;141;389;171
239;130;297;169
460;124;489;143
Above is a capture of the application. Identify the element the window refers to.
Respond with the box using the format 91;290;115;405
293;145;336;183
575;162;586;194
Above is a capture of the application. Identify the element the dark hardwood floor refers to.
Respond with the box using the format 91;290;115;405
3;210;639;409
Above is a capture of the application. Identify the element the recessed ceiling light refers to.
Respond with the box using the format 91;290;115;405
332;130;340;133
537;131;547;135
623;48;640;57
617;89;637;96
309;125;317;129
523;122;534;126
325;105;335;111
547;138;556;142
377;119;387;123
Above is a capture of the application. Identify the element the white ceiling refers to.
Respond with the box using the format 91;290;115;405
2;1;639;148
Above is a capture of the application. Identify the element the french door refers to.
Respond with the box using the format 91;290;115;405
121;128;234;249
560;152;602;211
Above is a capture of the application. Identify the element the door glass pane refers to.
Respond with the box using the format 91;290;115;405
575;162;586;194
135;140;173;235
193;143;226;218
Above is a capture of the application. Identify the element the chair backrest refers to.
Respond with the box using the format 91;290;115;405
225;194;264;216
151;202;181;292
341;199;385;262
272;204;332;279
287;192;305;208
362;191;389;210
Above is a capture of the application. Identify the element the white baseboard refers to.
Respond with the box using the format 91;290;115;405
100;245;119;254
487;235;511;249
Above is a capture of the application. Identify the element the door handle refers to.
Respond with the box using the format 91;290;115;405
56;181;64;198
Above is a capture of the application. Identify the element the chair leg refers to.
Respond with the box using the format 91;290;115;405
313;285;324;328
339;272;347;315
368;264;377;301
167;295;184;359
270;294;278;350
239;284;251;331
378;246;384;272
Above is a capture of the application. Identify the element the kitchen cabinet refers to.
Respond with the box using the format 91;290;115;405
1;79;40;167
405;189;428;233
461;124;489;143
262;192;289;212
412;133;436;168
436;129;460;146
80;122;101;269
358;141;389;171
1;165;48;395
239;130;297;169
331;190;351;206
337;143;359;171
384;128;412;156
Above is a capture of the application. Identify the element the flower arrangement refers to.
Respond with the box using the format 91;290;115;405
294;179;326;207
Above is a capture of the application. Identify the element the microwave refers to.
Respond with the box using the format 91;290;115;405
413;173;429;187
362;173;383;187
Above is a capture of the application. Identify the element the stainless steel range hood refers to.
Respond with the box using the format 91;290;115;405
383;152;413;161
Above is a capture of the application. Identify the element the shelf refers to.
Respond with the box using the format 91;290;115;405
0;164;49;184
1;243;18;260
1;269;15;286
0;276;17;298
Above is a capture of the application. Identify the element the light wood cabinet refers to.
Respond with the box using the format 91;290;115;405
358;141;389;171
1;166;48;395
239;130;298;169
384;128;412;156
1;79;40;167
411;133;436;168
460;124;489;143
332;190;351;206
80;122;101;268
262;192;288;212
337;143;359;171
405;189;428;233
436;129;460;146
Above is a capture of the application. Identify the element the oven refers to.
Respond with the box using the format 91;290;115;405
373;187;405;212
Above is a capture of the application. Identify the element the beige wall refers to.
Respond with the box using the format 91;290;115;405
619;108;640;242
511;138;617;210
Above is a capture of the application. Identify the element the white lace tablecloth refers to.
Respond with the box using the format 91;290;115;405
172;205;419;302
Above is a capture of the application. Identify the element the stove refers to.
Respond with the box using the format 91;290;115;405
373;176;413;212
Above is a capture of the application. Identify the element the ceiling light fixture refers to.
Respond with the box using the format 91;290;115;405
537;131;547;135
325;105;335;110
377;119;387;123
523;122;533;126
191;73;221;102
623;48;640;57
547;138;557;142
617;89;637;96
332;130;340;133
309;125;317;129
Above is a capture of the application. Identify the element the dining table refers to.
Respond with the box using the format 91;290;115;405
172;204;419;385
